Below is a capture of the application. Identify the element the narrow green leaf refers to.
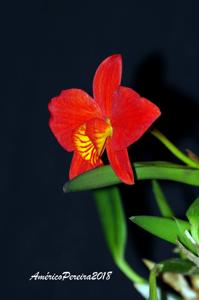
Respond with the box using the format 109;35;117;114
149;269;158;300
177;241;199;267
130;216;190;244
174;218;197;255
94;187;126;259
151;129;199;169
158;258;199;275
186;197;199;225
152;180;174;217
64;161;199;192
186;197;199;244
94;186;145;284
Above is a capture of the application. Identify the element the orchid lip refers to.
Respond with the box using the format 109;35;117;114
73;118;113;166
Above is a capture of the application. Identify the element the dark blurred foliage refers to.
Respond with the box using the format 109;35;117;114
1;1;199;299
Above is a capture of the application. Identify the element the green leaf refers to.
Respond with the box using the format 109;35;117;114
158;258;199;275
94;186;145;284
174;218;197;255
152;180;174;217
94;187;126;259
151;129;199;169
130;215;190;244
186;197;199;225
177;241;199;267
63;161;199;192
186;197;199;244
149;269;158;300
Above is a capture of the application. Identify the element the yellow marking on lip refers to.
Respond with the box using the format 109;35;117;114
73;119;113;166
73;124;98;166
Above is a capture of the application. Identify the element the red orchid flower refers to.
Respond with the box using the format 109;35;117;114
48;55;161;184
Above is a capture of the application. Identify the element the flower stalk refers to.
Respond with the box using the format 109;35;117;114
151;129;199;169
115;258;146;284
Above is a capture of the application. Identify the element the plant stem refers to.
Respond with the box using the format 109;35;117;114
152;180;174;218
116;258;146;284
151;129;199;169
93;186;146;285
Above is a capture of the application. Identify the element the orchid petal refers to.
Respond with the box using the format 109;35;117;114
69;151;103;179
106;139;134;185
93;54;122;116
111;87;161;151
48;89;102;151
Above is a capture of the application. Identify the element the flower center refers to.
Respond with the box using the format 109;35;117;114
73;118;112;166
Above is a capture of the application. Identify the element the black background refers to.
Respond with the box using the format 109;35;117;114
1;1;199;299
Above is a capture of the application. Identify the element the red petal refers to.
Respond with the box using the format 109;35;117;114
48;89;102;151
111;87;161;150
69;151;103;179
106;139;134;185
93;54;122;116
